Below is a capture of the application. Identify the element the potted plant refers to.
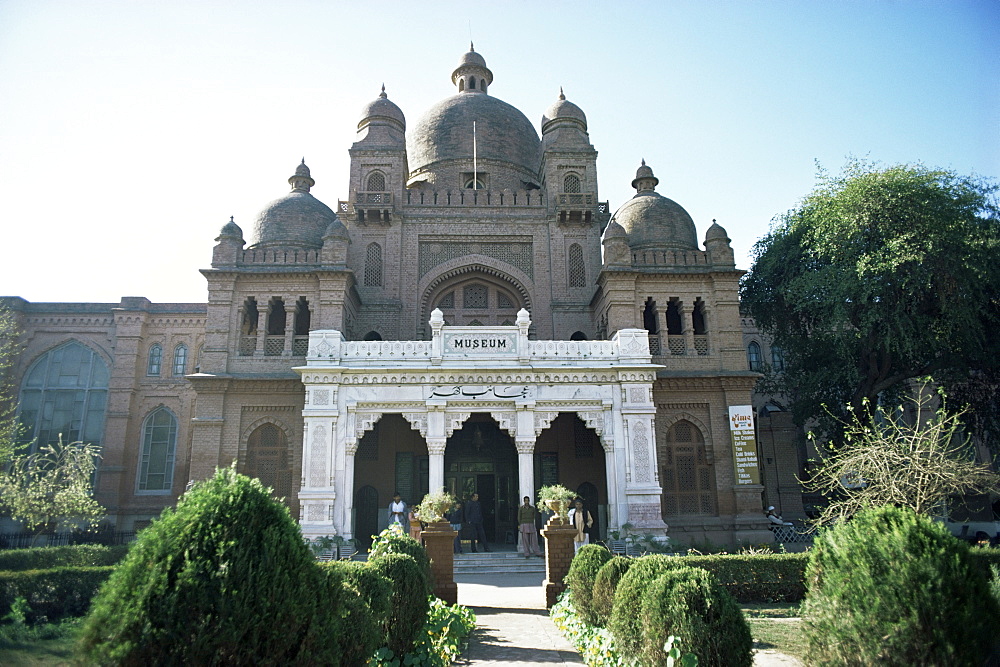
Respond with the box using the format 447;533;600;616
537;484;575;523
414;489;457;524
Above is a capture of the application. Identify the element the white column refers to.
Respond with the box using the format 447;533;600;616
427;438;446;494
342;446;356;539
517;441;535;502
605;445;625;529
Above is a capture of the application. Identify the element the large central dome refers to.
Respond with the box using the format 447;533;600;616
407;46;541;183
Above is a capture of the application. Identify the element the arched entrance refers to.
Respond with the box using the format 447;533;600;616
535;413;608;539
355;485;379;551
353;415;428;534
444;414;518;544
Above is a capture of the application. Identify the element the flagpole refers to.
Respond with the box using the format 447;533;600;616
473;121;478;190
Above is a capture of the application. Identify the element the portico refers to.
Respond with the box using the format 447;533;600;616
294;309;666;541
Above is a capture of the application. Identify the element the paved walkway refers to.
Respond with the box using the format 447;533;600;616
454;572;802;666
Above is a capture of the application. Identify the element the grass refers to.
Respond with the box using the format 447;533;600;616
0;619;81;666
740;602;807;661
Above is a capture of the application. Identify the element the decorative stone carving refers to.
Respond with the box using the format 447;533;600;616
489;411;516;436
402;412;429;437
313;389;330;406
445;412;471;437
628;387;647;404
631;420;651;483
533;411;559;436
354;412;382;439
306;504;326;522
309;423;327;488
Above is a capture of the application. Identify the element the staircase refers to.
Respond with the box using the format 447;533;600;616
453;550;546;575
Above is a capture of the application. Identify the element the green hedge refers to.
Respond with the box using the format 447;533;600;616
682;552;808;602
565;544;612;626
368;552;431;657
609;554;686;655
0;544;129;572
591;555;633;627
0;566;114;623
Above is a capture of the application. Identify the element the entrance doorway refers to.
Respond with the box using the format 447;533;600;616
444;415;517;543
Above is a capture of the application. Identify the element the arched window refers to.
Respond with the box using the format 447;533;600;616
659;420;716;517
147;344;162;376
642;297;659;334
469;76;476;90
243;423;292;500
570;331;588;341
364;243;383;287
18;341;109;448
363;331;383;341
267;297;286;335
464;177;485;189
568;243;586;287
458;79;465;92
137;407;177;493
172;344;187;376
771;345;785;371
563;174;581;193
366;172;386;191
747;342;763;371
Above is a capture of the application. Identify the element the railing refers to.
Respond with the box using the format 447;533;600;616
694;335;709;356
668;336;686;355
239;336;257;357
648;335;661;355
240;249;321;265
632;248;711;267
264;336;284;356
405;189;546;208
770;524;815;543
292;336;309;356
557;192;595;206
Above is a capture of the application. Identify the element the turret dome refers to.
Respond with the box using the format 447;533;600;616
358;85;405;132
610;161;698;251
250;160;340;249
541;88;587;133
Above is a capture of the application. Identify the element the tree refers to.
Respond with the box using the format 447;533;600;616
0;306;23;464
0;436;105;534
741;160;1000;434
804;390;1000;525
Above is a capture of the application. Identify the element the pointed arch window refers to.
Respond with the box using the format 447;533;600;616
659;420;716;517
18;341;109;449
147;344;162;376
568;243;586;287
137;407;177;493
747;341;763;371
771;345;785;371
243;423;292;501
172;344;188;376
366;172;386;192
364;243;383;287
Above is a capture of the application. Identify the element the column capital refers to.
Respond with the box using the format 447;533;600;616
427;438;447;456
515;438;535;455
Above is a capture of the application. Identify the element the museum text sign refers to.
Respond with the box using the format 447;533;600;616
728;405;760;485
443;332;518;355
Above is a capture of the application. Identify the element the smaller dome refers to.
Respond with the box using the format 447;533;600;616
603;220;627;240
541;88;587;133
251;161;337;249
458;48;487;68
219;216;243;240
631;159;658;190
451;43;494;90
705;219;729;243
358;85;405;130
323;218;349;240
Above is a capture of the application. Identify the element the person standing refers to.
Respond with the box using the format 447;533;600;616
517;496;543;558
388;492;407;526
464;493;491;552
446;501;464;554
568;498;593;554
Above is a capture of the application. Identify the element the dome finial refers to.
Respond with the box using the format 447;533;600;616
230;215;234;223
379;83;387;99
632;160;658;192
641;158;646;166
559;86;565;100
470;40;475;51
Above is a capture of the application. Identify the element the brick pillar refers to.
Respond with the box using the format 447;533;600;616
421;521;458;605
540;515;578;609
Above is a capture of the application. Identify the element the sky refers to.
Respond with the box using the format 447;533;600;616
0;0;997;304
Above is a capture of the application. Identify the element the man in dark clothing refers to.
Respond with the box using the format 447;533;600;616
464;493;491;552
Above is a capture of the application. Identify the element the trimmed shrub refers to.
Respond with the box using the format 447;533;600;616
609;554;685;655
640;566;752;667
0;544;129;571
0;566;114;623
319;562;389;664
591;555;633;627
369;528;433;585
78;467;355;666
368;552;432;657
565;544;612;626
803;505;1000;666
683;552;807;602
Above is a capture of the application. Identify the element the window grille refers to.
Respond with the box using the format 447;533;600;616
747;342;763;371
438;292;454;309
497;292;514;309
568;244;586;287
364;243;383;287
658;420;716;517
463;284;488;309
563;174;581;193
244;424;292;501
366;172;386;191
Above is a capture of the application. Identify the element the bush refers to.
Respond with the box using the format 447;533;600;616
609;554;685;655
0;544;129;571
318;562;387;664
803;505;1000;666
591;555;633;627
78;467;356;666
683;552;807;602
368;552;432;657
0;566;113;623
369;526;433;584
640;566;752;667
565;544;612;626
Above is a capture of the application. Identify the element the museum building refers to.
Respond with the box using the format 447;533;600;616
3;47;799;547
